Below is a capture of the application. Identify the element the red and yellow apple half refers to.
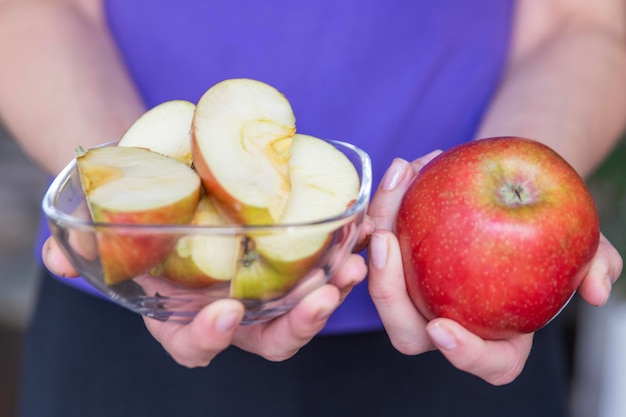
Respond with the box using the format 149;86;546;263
396;136;600;340
75;146;201;285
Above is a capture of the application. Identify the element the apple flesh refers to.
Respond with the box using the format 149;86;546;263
76;146;201;285
251;134;359;269
230;134;360;299
396;137;600;340
154;134;361;299
117;100;195;166
155;195;242;288
75;78;362;303
192;78;296;225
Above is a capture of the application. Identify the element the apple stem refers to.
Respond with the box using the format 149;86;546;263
499;183;531;208
75;146;87;158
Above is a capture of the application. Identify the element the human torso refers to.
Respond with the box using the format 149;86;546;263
42;0;516;333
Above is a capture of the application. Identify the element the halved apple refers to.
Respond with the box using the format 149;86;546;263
117;100;195;166
155;195;243;288
230;134;361;299
76;146;201;284
192;78;296;225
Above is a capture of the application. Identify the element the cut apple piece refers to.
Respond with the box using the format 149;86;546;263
229;251;290;300
229;226;328;300
255;134;360;260
192;78;296;225
278;134;360;223
230;134;361;299
76;146;201;285
156;196;242;288
117;100;195;166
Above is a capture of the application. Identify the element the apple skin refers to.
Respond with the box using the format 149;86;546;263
93;198;198;285
396;137;600;340
76;146;202;285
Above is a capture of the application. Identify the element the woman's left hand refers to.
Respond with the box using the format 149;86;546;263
366;151;623;386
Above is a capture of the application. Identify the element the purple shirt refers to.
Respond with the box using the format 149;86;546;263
38;0;515;334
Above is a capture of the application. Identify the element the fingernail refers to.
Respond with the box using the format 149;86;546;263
369;233;388;269
603;275;613;305
421;149;443;163
411;150;443;172
427;322;457;351
215;309;240;333
381;158;410;191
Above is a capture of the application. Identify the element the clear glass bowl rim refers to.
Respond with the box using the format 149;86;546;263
42;139;373;234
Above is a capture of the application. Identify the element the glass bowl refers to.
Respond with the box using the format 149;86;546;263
42;140;371;324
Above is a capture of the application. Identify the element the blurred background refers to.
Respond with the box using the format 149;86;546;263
0;121;624;417
0;123;48;417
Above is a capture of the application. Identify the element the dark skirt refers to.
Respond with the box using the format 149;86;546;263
19;271;570;417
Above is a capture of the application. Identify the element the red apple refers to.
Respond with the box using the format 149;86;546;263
396;137;600;340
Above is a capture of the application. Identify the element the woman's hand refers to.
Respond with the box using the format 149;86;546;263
366;152;623;386
42;236;369;367
576;233;622;307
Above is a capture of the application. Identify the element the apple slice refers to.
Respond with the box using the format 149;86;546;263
118;100;195;166
276;134;360;223
230;134;361;299
155;196;243;288
192;78;296;225
228;251;289;300
76;146;201;285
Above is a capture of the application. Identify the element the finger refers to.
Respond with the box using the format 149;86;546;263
329;253;368;301
369;150;441;233
426;318;534;386
409;149;442;173
144;299;244;368
578;234;624;306
352;215;376;253
368;230;433;355
42;237;79;277
233;283;341;362
368;158;415;232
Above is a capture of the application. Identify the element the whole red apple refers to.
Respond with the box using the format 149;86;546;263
396;137;600;340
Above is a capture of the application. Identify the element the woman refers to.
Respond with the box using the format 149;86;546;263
0;0;624;416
